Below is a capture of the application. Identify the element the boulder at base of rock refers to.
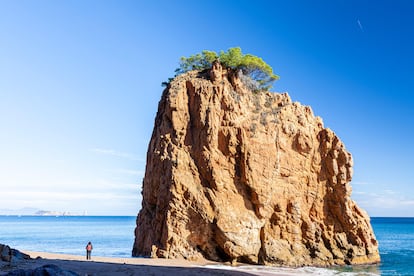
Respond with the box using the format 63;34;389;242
132;62;380;266
0;244;30;263
6;264;79;276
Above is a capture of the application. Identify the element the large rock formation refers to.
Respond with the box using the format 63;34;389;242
132;62;380;266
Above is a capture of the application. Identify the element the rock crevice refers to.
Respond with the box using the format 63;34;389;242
133;64;380;266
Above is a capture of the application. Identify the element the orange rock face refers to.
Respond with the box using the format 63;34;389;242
132;63;380;266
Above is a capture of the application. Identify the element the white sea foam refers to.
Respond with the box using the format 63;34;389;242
203;264;381;276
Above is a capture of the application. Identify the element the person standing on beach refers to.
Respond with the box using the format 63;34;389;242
86;241;93;260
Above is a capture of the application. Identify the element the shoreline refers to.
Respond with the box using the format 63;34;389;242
0;250;289;276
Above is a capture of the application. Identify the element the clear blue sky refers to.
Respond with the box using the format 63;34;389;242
1;1;413;216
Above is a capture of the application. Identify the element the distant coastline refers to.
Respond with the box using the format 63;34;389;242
0;207;87;216
34;210;87;216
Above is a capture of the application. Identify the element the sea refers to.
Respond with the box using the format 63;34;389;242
0;216;413;275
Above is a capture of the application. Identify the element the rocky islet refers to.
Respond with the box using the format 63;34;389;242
133;62;380;266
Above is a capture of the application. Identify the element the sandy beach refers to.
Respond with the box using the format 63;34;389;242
0;251;289;276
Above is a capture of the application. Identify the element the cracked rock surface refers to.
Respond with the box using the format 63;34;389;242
132;63;380;266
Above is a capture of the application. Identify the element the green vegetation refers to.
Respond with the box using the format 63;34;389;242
163;47;279;91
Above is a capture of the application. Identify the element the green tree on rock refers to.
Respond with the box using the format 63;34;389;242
168;47;279;91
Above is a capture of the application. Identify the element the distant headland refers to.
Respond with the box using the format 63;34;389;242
0;207;87;216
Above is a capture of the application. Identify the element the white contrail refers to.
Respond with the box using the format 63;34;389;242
357;19;364;32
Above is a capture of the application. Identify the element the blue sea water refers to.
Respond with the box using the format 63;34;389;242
0;216;136;258
0;216;413;275
371;217;414;275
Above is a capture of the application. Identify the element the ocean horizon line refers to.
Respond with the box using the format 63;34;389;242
1;215;414;218
0;214;137;217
